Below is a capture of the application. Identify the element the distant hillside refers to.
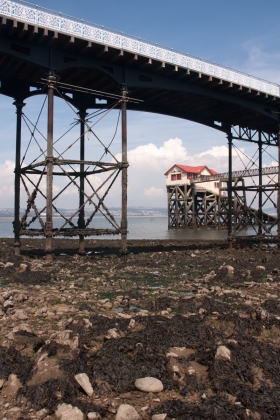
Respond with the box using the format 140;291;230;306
0;207;167;217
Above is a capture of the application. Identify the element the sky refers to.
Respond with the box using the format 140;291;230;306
0;0;279;210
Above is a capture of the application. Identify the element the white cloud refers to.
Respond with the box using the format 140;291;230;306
0;138;277;209
0;160;14;200
144;187;165;197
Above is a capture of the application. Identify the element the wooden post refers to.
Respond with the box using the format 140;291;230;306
227;129;233;249
121;87;128;257
13;100;25;256
45;73;56;261
78;109;87;254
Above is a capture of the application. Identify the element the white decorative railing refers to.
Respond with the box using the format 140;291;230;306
0;0;279;97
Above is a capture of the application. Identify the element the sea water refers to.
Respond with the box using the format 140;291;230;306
0;216;269;240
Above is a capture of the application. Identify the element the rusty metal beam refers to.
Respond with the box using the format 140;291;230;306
13;100;25;256
121;87;128;257
78;109;87;254
45;72;57;260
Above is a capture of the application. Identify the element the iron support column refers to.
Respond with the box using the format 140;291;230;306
227;129;233;248
121;87;128;257
258;132;263;236
45;74;56;260
13;100;25;256
78;110;87;254
278;127;280;247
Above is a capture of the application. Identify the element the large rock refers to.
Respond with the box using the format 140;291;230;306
27;352;65;386
13;309;29;320
55;403;83;420
48;330;79;349
134;377;163;393
215;345;231;361
2;374;22;396
116;404;140;420
75;373;93;396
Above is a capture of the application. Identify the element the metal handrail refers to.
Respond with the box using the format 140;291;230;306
193;165;279;183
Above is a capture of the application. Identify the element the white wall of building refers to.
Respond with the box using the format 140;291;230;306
166;166;221;195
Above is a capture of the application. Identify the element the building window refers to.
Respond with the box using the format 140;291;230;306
171;173;181;181
214;182;220;188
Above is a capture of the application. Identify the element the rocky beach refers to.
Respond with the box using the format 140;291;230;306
0;237;280;420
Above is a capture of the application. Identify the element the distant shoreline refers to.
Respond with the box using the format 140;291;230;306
0;215;168;220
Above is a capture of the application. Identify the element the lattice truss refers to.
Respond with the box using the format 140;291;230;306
168;185;186;227
18;86;124;238
229;128;278;236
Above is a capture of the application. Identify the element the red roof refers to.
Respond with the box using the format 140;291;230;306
164;164;218;176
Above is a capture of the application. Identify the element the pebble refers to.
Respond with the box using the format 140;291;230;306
152;414;168;420
115;404;140;420
135;377;163;393
87;413;101;419
55;403;83;420
74;373;93;396
215;345;231;361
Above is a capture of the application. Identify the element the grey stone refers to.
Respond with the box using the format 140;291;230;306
13;309;29;320
55;403;83;420
105;328;120;339
36;408;49;419
215;345;231;361
115;404;140;420
3;300;13;309
0;378;5;388
48;330;79;349
19;263;28;272
2;374;22;396
224;265;234;275
12;323;33;334
75;373;93;396
135;377;163;393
